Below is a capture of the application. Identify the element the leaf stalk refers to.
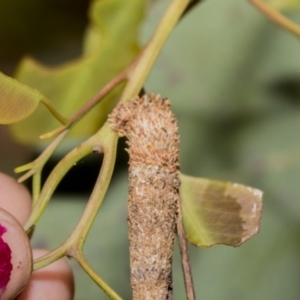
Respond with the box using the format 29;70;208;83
249;0;300;38
120;0;190;104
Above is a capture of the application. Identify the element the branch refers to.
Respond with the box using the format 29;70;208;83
249;0;300;38
177;199;196;300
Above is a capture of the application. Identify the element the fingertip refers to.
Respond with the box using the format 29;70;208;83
17;249;74;300
0;172;32;225
0;208;32;300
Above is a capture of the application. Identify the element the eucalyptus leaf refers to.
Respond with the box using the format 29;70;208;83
0;72;43;124
10;0;146;143
180;173;263;247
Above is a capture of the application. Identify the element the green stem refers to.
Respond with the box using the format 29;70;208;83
33;127;118;298
24;130;97;231
33;246;67;270
40;98;69;125
120;0;189;103
70;125;117;246
38;0;189;133
15;130;69;201
39;64;131;140
76;254;123;300
249;0;300;38
25;0;189;230
32;172;41;204
69;66;129;123
39;126;66;140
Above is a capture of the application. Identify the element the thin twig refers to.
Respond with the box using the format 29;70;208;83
40;97;69;125
119;0;189;104
76;254;122;300
39;66;130;139
39;50;148;140
249;0;300;38
69;68;129;123
177;200;196;300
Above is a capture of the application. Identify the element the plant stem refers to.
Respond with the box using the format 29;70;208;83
32;132;116;267
32;172;41;204
32;127;119;299
68;124;117;247
39;63;131;140
69;64;131;123
177;201;196;300
249;0;300;38
32;0;194;140
33;246;66;270
120;0;189;104
76;254;123;300
23;129;99;230
40;97;69;125
15;130;69;203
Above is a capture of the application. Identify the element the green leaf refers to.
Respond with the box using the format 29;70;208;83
10;0;146;143
180;173;263;247
0;72;42;124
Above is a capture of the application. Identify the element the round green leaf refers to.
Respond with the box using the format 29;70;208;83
180;173;263;247
0;72;42;124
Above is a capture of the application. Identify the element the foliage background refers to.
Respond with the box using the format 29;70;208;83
1;0;300;299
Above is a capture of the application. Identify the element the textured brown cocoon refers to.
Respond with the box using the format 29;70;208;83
109;94;180;300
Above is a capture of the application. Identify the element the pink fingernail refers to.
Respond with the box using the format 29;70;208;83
0;224;12;299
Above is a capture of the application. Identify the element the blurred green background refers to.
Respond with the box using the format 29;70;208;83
1;0;300;299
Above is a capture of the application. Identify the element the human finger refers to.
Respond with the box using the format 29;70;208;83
0;172;32;225
0;173;74;300
16;249;74;300
0;208;32;300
